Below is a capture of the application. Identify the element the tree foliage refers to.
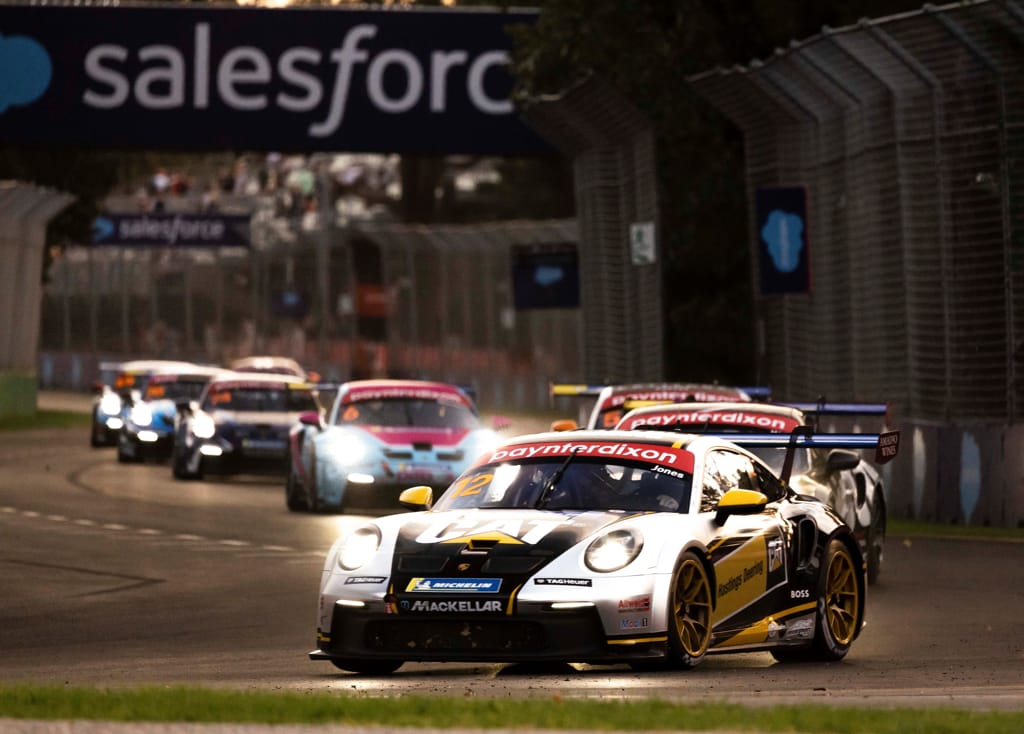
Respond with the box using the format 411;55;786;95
507;0;924;382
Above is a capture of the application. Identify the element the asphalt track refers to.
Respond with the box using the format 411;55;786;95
0;392;1021;723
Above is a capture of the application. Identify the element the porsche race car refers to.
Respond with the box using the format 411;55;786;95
549;382;770;431
286;379;502;513
615;401;894;584
310;428;874;674
89;359;203;447
172;371;322;480
116;364;223;463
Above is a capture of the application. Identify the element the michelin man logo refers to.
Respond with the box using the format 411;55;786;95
761;209;804;273
0;34;52;114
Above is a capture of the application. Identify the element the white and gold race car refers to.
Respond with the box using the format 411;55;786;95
310;427;893;674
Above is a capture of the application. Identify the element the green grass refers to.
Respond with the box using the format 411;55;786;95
0;685;1021;733
0;409;91;431
889;518;1024;540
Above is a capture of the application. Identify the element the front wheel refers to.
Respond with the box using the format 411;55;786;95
666;551;713;669
285;455;309;511
330;658;403;675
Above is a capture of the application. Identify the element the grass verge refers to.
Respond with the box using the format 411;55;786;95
0;685;1021;733
889;518;1024;540
0;409;91;432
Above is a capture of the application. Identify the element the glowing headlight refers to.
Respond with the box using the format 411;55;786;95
338;525;381;570
329;438;370;467
584;529;643;572
192;412;217;439
129;403;153;427
99;392;122;415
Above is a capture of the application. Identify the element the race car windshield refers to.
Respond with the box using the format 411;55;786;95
433;458;693;513
203;387;319;412
336;398;480;429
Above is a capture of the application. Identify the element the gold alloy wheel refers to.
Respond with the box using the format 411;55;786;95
825;545;860;646
672;556;713;657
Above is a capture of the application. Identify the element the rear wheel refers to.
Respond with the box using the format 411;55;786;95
330;658;403;675
666;551;713;669
866;497;886;586
772;538;862;663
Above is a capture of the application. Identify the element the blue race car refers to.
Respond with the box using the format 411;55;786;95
116;364;223;463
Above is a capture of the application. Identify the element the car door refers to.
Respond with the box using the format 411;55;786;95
702;449;789;648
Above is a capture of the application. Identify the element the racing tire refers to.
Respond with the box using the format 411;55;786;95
665;551;713;669
116;437;141;464
866;497;886;586
775;538;862;663
285;465;310;512
171;446;201;480
329;658;403;675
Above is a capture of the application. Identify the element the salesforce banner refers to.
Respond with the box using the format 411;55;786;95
92;214;251;248
0;4;548;154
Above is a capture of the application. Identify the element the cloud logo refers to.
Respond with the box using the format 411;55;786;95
92;217;115;242
761;209;804;273
534;265;564;287
0;33;52;114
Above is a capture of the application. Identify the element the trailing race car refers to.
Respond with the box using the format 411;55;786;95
286;379;503;513
172;371;322;480
229;355;318;382
549;382;770;431
116;364;223;463
615;401;893;584
89;359;201;447
310;428;873;674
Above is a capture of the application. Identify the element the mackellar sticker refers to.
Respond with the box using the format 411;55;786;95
477;440;694;473
400;599;504;614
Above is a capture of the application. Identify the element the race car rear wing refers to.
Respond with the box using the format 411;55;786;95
549;383;772;400
701;426;900;485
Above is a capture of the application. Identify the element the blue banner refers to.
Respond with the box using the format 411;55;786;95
92;213;250;247
0;4;548;155
755;186;811;295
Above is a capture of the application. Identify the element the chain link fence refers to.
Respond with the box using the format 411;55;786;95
691;0;1024;527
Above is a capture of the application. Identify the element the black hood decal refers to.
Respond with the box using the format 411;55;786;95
387;509;640;614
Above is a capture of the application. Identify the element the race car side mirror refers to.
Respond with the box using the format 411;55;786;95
399;485;433;511
714;488;768;526
826;449;861;473
299;411;322;428
550;419;579;432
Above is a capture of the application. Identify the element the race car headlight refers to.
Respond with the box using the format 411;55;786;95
338;525;381;570
192;412;217;439
585;529;643;573
328;437;370;467
99;392;122;415
129;402;153;427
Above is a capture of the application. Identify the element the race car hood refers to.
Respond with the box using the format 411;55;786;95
211;409;301;427
386;509;639;603
353;425;472;448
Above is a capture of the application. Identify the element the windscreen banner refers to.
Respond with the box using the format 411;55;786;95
0;4;548;154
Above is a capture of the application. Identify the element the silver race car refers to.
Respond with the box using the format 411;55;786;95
311;428;889;674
